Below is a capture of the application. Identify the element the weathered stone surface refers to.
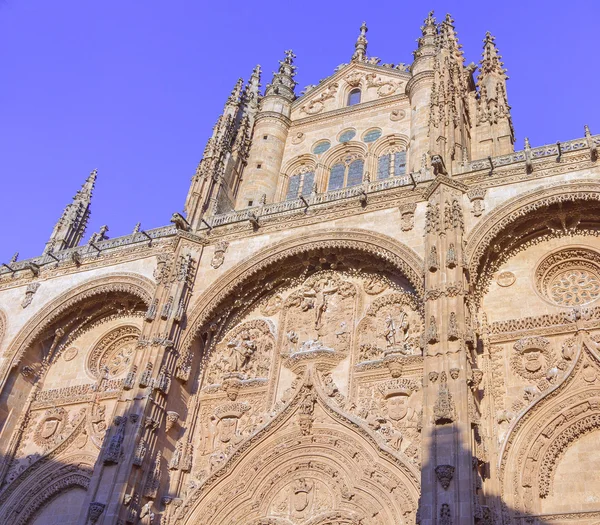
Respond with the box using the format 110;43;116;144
0;13;599;525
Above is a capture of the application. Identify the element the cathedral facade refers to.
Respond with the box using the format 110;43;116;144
1;12;600;525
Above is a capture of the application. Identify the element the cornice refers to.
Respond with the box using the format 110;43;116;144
290;93;408;129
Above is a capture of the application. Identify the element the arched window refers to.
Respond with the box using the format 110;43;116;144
347;89;361;106
327;156;365;191
377;151;407;180
285;170;315;200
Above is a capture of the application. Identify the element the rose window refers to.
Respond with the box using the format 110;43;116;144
535;248;600;306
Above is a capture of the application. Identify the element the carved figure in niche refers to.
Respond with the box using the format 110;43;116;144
357;292;421;362
364;273;388;295
226;330;256;372
261;293;283;316
384;312;409;352
283;271;356;356
206;319;275;383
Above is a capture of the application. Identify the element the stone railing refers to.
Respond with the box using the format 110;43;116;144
4;133;597;276
468;134;599;171
209;170;436;228
0;225;176;277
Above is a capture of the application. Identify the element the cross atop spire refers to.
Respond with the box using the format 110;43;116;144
351;22;368;62
44;169;98;253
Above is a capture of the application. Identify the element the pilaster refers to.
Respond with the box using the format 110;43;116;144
78;239;202;525
420;170;476;525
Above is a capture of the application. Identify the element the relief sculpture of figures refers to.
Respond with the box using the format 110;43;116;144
0;10;598;525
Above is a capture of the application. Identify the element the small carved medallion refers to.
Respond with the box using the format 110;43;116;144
63;347;78;361
496;271;516;287
390;109;406;121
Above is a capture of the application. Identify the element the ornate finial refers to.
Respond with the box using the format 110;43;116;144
284;49;296;64
351;22;368;62
524;137;531;149
479;30;507;77
133;222;141;233
9;252;18;264
226;78;244;106
44;169;98;254
585;124;592;137
265;50;297;100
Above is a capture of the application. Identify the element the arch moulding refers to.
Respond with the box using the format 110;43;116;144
1;272;155;375
181;228;424;352
465;181;600;294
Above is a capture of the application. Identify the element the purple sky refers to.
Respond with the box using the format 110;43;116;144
1;0;599;262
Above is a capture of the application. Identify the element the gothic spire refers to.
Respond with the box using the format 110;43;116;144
413;11;437;60
224;78;244;117
477;32;512;125
241;65;262;117
265;50;297;101
437;13;464;60
479;31;507;78
44;169;97;253
351;22;368;62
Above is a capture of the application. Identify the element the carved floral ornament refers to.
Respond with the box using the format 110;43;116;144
534;248;600;307
87;325;141;379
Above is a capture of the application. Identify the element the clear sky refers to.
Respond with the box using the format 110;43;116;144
1;0;598;262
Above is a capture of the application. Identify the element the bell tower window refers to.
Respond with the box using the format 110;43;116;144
347;89;361;106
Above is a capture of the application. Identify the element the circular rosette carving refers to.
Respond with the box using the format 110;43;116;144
281;271;357;371
535;248;600;306
510;336;555;380
356;292;422;363
206;319;275;384
87;325;140;379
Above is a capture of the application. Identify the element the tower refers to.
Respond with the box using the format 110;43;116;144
235;50;296;208
44;169;96;253
428;14;476;172
184;69;261;230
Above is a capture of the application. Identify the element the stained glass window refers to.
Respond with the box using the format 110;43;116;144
363;129;382;143
286;174;301;200
328;163;345;191
312;140;331;155
346;159;364;187
377;154;391;180
376;151;408;181
339;129;356;143
347;89;361;106
286;171;315;200
394;151;407;175
301;172;315;195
